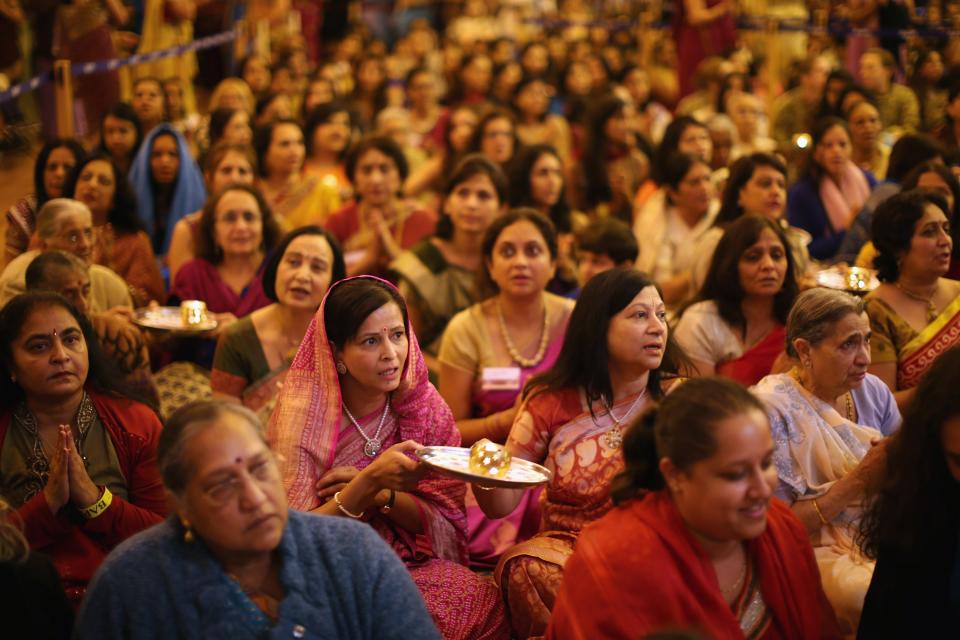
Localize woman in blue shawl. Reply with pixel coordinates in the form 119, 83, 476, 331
128, 124, 207, 257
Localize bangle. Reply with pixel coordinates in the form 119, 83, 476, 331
811, 498, 828, 526
333, 491, 363, 519
80, 486, 113, 520
380, 489, 396, 514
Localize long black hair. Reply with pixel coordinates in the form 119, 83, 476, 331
0, 292, 145, 411
63, 153, 144, 234
34, 138, 86, 206
507, 144, 574, 234
523, 268, 688, 407
684, 215, 799, 330
858, 346, 960, 559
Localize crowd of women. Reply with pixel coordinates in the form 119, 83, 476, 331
3, 1, 960, 638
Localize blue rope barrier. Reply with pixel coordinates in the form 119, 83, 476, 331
0, 27, 237, 105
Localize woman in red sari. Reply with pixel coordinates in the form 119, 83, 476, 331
0, 292, 166, 606
547, 377, 840, 640
268, 277, 508, 640
675, 215, 798, 386
674, 0, 737, 99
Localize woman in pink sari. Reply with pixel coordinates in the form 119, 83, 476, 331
268, 276, 508, 640
439, 210, 575, 569
473, 268, 687, 638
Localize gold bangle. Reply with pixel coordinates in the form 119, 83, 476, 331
333, 491, 363, 519
81, 486, 113, 520
811, 498, 828, 526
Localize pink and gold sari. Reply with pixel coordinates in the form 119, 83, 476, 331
267, 276, 508, 640
495, 386, 650, 638
897, 296, 960, 389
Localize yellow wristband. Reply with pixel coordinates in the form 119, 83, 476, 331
81, 486, 113, 519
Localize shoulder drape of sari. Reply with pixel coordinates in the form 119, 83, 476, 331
5, 195, 36, 265
267, 276, 468, 563
716, 326, 786, 387
895, 296, 960, 389
545, 492, 841, 640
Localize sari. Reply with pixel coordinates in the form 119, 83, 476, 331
752, 373, 900, 633
495, 386, 651, 638
546, 492, 840, 640
866, 295, 960, 390
210, 316, 290, 424
4, 195, 36, 266
267, 276, 509, 640
716, 328, 787, 387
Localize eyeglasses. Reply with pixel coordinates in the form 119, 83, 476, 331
201, 460, 277, 506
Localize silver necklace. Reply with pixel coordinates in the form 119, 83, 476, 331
342, 396, 391, 457
599, 389, 647, 449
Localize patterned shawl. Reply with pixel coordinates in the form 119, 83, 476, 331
267, 276, 467, 562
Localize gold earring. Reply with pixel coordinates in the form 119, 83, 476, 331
181, 519, 194, 543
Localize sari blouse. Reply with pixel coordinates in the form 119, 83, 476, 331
211, 316, 289, 422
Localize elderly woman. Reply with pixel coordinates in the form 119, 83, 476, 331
268, 277, 509, 639
67, 154, 166, 305
474, 268, 684, 638
74, 401, 440, 639
212, 226, 345, 422
675, 215, 798, 386
547, 378, 840, 640
865, 190, 960, 406
326, 136, 437, 278
0, 292, 166, 605
858, 347, 960, 637
752, 288, 901, 633
128, 124, 207, 257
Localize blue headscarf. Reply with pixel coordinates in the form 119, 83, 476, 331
128, 124, 207, 255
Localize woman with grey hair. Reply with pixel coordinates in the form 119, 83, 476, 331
751, 287, 900, 633
75, 400, 440, 640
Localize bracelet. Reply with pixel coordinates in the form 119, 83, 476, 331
80, 486, 113, 520
380, 489, 396, 514
811, 498, 828, 526
333, 491, 363, 519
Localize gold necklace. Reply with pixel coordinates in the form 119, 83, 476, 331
496, 299, 550, 368
720, 547, 748, 598
894, 281, 939, 323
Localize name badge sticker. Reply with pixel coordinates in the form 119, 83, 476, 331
481, 367, 522, 391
